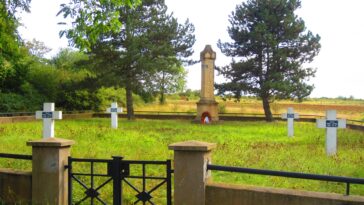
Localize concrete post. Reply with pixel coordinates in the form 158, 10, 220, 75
169, 140, 216, 205
27, 137, 74, 204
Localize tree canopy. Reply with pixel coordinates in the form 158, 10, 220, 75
58, 0, 141, 51
0, 0, 31, 93
217, 0, 321, 121
59, 0, 195, 119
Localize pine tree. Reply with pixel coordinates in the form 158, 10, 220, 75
217, 0, 320, 121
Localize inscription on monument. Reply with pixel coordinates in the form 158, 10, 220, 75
110, 108, 118, 112
326, 120, 339, 128
42, 112, 53, 118
287, 113, 295, 118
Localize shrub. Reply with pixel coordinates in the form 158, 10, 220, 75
218, 103, 226, 113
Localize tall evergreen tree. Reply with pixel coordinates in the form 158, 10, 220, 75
217, 0, 320, 121
60, 0, 195, 119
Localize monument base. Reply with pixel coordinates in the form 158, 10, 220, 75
195, 100, 219, 123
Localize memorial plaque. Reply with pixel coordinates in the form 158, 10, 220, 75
326, 120, 338, 128
42, 112, 53, 118
287, 113, 295, 118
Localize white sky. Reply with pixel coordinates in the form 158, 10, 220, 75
18, 0, 364, 99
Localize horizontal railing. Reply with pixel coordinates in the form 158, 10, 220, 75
207, 164, 364, 195
0, 153, 32, 160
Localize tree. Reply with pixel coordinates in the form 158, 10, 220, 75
50, 48, 89, 71
217, 0, 320, 121
59, 0, 195, 119
0, 0, 31, 92
58, 0, 141, 51
155, 65, 187, 104
25, 39, 52, 59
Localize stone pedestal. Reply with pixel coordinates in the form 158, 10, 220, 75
27, 137, 74, 205
169, 140, 216, 205
196, 100, 219, 122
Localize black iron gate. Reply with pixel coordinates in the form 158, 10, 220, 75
66, 156, 172, 205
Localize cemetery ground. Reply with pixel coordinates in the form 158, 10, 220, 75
1, 118, 364, 202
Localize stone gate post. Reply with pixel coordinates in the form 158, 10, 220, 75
27, 137, 74, 204
169, 140, 216, 205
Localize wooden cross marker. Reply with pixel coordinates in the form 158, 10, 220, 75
106, 102, 123, 129
281, 107, 299, 137
35, 103, 62, 138
317, 110, 346, 156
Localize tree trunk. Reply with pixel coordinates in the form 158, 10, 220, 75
262, 96, 274, 122
159, 72, 166, 104
125, 76, 135, 120
159, 90, 165, 104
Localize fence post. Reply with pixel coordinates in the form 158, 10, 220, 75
169, 140, 216, 205
27, 137, 74, 205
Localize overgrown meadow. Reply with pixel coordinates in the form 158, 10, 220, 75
1, 118, 364, 200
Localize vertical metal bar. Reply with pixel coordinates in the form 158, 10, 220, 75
143, 163, 146, 205
68, 157, 72, 205
166, 160, 172, 205
113, 156, 123, 205
346, 183, 350, 195
91, 161, 94, 205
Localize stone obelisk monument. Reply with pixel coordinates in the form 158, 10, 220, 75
195, 45, 219, 123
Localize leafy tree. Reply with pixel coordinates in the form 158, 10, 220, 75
58, 0, 141, 50
50, 48, 89, 71
217, 0, 321, 121
155, 65, 187, 104
25, 39, 52, 59
0, 0, 31, 92
59, 0, 195, 119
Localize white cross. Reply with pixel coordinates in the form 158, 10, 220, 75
317, 110, 346, 156
281, 107, 299, 137
106, 102, 123, 129
35, 103, 62, 138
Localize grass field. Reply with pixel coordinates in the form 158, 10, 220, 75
1, 118, 364, 201
136, 97, 364, 121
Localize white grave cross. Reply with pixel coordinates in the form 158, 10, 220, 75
317, 110, 346, 156
106, 102, 123, 129
281, 107, 299, 137
35, 103, 62, 138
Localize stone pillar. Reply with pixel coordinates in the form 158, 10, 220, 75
169, 140, 216, 205
27, 137, 74, 204
195, 45, 219, 122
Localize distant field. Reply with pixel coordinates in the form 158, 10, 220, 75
1, 118, 364, 198
136, 97, 364, 121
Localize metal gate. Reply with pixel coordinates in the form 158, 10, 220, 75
66, 156, 172, 205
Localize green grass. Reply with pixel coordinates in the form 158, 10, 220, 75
1, 118, 364, 201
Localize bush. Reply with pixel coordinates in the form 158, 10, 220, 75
94, 87, 144, 111
0, 92, 42, 112
218, 103, 226, 113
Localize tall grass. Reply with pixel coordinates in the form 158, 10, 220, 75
137, 96, 364, 120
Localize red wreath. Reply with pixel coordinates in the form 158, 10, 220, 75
201, 112, 211, 124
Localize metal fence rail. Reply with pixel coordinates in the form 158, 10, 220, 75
207, 164, 364, 195
0, 153, 32, 160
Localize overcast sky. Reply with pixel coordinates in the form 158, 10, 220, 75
18, 0, 364, 99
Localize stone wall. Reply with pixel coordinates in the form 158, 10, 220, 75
206, 182, 364, 205
0, 169, 32, 204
